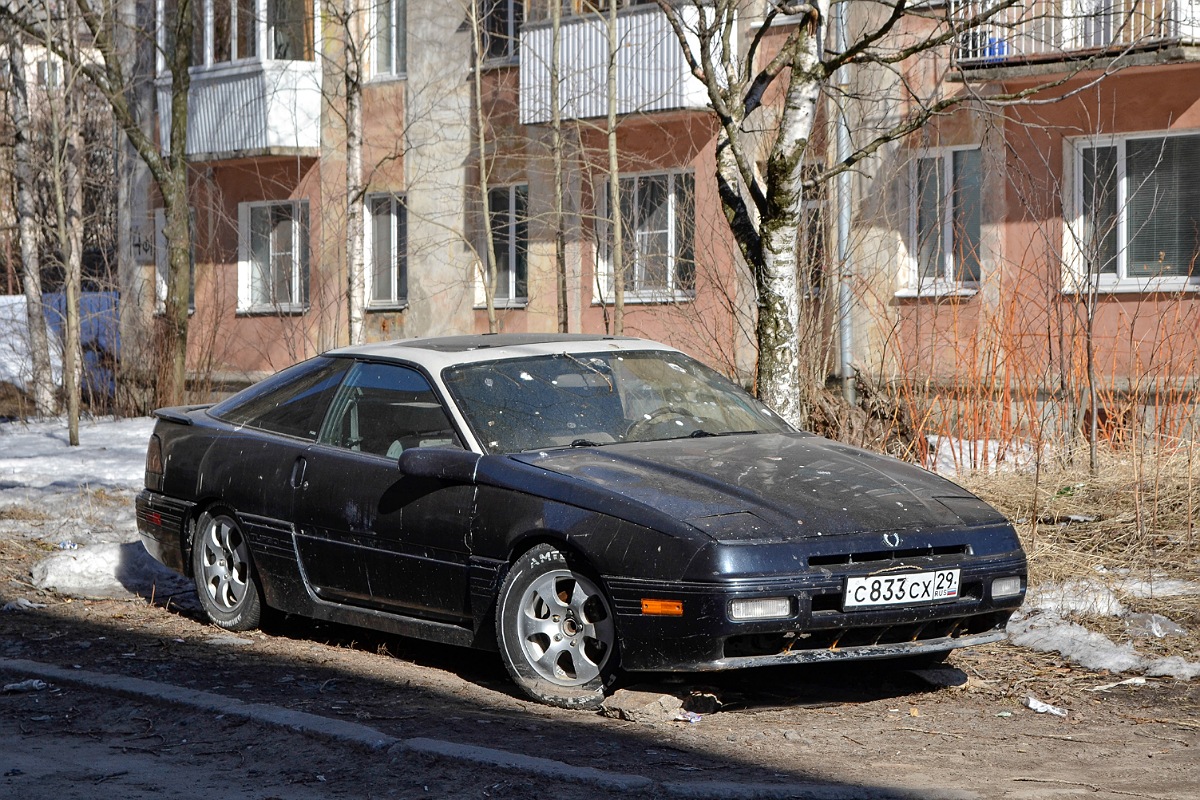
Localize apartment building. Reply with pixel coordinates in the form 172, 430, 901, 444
127, 0, 1200, 436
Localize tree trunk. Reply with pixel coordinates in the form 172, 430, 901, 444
46, 21, 86, 445
605, 0, 623, 335
550, 0, 567, 333
344, 0, 365, 344
113, 0, 157, 415
469, 1, 498, 333
158, 0, 196, 408
7, 34, 57, 417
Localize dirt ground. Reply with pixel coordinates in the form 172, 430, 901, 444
1, 494, 1198, 799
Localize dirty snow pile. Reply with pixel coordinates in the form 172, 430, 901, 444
0, 416, 191, 601
1007, 571, 1200, 680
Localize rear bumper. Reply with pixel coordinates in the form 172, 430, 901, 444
135, 490, 194, 575
608, 552, 1025, 672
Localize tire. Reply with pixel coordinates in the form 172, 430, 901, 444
191, 509, 263, 632
496, 544, 618, 709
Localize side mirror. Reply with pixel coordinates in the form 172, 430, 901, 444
397, 447, 481, 483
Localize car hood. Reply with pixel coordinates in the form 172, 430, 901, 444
511, 433, 1005, 542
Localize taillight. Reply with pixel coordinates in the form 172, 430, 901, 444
145, 434, 164, 491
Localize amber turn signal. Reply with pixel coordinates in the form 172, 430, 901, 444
641, 599, 684, 616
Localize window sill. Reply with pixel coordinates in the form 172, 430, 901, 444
367, 72, 407, 84
367, 302, 409, 312
159, 58, 318, 80
473, 299, 529, 310
236, 304, 310, 317
1061, 278, 1200, 295
592, 292, 696, 306
894, 284, 979, 299
481, 56, 519, 70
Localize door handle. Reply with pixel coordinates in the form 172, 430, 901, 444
290, 456, 307, 489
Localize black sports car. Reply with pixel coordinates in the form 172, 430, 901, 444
136, 334, 1026, 708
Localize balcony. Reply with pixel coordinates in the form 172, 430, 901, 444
157, 60, 322, 160
519, 5, 715, 125
953, 0, 1200, 69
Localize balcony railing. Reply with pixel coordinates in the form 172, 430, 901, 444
519, 5, 715, 125
157, 60, 322, 159
953, 0, 1200, 66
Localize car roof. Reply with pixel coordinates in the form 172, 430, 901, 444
324, 334, 681, 371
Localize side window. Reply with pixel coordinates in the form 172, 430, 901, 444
318, 362, 461, 457
210, 357, 351, 440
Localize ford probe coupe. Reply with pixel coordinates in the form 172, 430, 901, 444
136, 334, 1026, 708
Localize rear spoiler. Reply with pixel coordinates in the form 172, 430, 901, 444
151, 404, 213, 425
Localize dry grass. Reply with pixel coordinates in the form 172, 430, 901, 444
0, 504, 53, 522
958, 442, 1200, 660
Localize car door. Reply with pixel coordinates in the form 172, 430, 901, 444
293, 360, 475, 623
201, 356, 351, 565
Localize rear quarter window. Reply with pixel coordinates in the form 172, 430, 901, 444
209, 357, 350, 440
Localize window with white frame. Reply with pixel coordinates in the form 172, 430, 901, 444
368, 194, 408, 307
159, 0, 312, 71
372, 0, 406, 76
239, 200, 310, 312
481, 0, 522, 61
36, 58, 61, 87
483, 185, 527, 303
601, 170, 695, 301
1071, 131, 1200, 289
910, 147, 981, 290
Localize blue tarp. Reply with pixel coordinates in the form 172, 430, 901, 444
42, 291, 120, 401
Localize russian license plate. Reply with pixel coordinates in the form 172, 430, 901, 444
843, 569, 960, 609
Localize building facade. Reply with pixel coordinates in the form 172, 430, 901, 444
127, 0, 1200, 446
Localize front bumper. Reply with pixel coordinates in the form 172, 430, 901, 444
607, 551, 1026, 672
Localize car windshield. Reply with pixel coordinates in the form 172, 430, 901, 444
442, 350, 792, 453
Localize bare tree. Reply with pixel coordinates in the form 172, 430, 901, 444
40, 8, 85, 443
548, 0, 567, 332
651, 0, 1050, 424
3, 0, 196, 408
603, 0, 624, 335
5, 31, 57, 416
337, 0, 367, 345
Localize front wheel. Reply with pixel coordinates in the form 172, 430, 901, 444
496, 544, 618, 709
191, 509, 263, 631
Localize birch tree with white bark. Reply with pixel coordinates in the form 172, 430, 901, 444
653, 0, 1029, 424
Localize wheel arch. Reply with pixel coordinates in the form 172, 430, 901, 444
181, 499, 244, 579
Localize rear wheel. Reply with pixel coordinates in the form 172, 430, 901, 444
496, 544, 617, 709
192, 509, 263, 631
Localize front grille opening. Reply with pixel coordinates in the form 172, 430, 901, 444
811, 592, 841, 612
808, 544, 970, 568
722, 611, 1008, 659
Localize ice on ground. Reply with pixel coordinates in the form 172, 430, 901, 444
1008, 611, 1200, 680
1026, 580, 1127, 617
31, 541, 193, 601
1014, 573, 1200, 679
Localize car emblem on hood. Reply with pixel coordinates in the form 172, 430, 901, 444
883, 532, 901, 548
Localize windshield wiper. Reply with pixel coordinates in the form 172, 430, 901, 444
689, 429, 759, 438
569, 438, 607, 448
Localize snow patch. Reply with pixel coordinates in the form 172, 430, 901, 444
31, 541, 192, 600
0, 296, 62, 394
